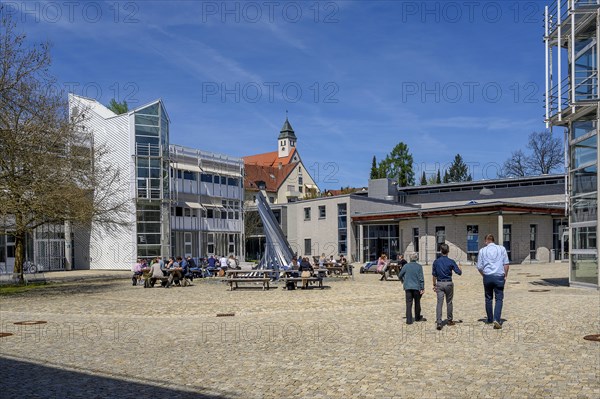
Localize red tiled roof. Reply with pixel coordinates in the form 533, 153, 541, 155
244, 163, 297, 192
243, 148, 297, 167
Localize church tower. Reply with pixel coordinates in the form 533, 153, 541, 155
278, 117, 296, 158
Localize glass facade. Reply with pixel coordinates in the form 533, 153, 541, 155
362, 224, 399, 261
134, 101, 170, 258
545, 0, 600, 286
569, 118, 598, 284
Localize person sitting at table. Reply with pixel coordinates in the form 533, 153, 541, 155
165, 257, 181, 288
287, 257, 300, 277
377, 253, 389, 281
329, 255, 338, 265
179, 256, 192, 286
218, 255, 228, 276
298, 257, 314, 289
396, 254, 408, 279
207, 255, 217, 276
149, 259, 166, 288
131, 259, 143, 286
318, 253, 326, 269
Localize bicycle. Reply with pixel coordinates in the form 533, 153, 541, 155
23, 261, 38, 274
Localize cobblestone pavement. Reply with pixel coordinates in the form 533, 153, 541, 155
0, 263, 599, 398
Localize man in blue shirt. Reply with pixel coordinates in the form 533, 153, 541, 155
432, 243, 462, 330
477, 234, 510, 329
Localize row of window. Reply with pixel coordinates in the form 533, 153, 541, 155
171, 169, 240, 186
171, 206, 241, 220
304, 205, 327, 220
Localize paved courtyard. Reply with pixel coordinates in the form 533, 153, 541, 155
0, 262, 599, 398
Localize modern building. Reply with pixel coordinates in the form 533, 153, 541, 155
545, 0, 599, 287
169, 145, 244, 260
284, 175, 567, 265
67, 94, 244, 270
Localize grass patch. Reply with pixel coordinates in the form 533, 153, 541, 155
0, 281, 54, 296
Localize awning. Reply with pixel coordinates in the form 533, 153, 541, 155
170, 162, 202, 173
185, 202, 204, 209
305, 184, 318, 189
202, 203, 225, 209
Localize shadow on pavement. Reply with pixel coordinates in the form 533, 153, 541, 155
0, 356, 235, 399
529, 277, 569, 287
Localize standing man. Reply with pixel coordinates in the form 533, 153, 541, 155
432, 243, 462, 330
477, 234, 510, 329
398, 253, 426, 324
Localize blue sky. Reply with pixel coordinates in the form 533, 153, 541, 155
5, 0, 556, 189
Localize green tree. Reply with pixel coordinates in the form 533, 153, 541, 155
107, 98, 128, 114
443, 170, 449, 183
420, 171, 427, 185
370, 155, 380, 179
447, 154, 470, 182
436, 169, 441, 184
378, 142, 415, 187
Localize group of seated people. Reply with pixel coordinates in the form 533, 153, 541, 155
279, 254, 349, 288
131, 256, 197, 288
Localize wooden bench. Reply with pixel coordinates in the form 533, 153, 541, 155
224, 277, 271, 291
282, 277, 323, 290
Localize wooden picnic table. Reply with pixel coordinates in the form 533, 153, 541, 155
224, 269, 274, 291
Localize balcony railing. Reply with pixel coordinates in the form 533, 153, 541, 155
546, 69, 598, 119
548, 0, 599, 34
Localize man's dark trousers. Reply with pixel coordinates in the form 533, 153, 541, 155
405, 289, 422, 323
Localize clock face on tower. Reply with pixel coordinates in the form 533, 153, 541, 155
281, 147, 285, 152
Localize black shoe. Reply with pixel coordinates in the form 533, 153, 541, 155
436, 324, 442, 330
406, 321, 413, 325
416, 317, 427, 322
484, 320, 493, 324
447, 320, 456, 326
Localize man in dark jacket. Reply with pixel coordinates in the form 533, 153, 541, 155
398, 253, 426, 324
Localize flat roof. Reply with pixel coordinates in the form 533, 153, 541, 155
352, 201, 565, 222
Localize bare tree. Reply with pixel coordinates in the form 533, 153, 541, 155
526, 131, 564, 175
502, 150, 530, 177
0, 11, 131, 284
502, 131, 564, 177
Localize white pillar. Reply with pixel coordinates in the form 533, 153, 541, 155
497, 212, 503, 245
64, 221, 72, 271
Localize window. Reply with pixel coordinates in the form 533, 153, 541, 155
572, 226, 597, 250
304, 207, 311, 221
253, 195, 256, 203
183, 170, 196, 181
207, 209, 213, 219
184, 208, 191, 217
503, 225, 512, 261
412, 228, 419, 253
529, 225, 537, 260
201, 173, 212, 183
175, 207, 183, 217
207, 233, 214, 254
304, 239, 312, 256
467, 225, 479, 261
269, 197, 275, 203
287, 184, 294, 192
214, 176, 220, 184
299, 186, 303, 193
299, 176, 303, 185
338, 203, 347, 254
177, 170, 182, 179
319, 205, 326, 219
435, 226, 445, 257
